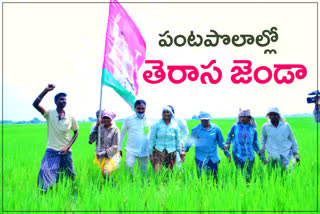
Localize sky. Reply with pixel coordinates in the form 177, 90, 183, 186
2, 1, 318, 122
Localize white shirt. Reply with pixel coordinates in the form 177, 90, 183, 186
120, 114, 151, 157
260, 120, 298, 159
173, 118, 189, 143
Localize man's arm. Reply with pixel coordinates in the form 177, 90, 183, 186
175, 126, 181, 153
100, 129, 119, 158
89, 126, 98, 144
180, 127, 197, 162
252, 129, 260, 153
288, 124, 300, 163
59, 130, 79, 155
260, 125, 267, 153
224, 125, 235, 150
178, 119, 189, 143
32, 84, 55, 114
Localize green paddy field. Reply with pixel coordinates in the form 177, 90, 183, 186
1, 117, 319, 212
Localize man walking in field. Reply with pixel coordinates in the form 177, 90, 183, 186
180, 111, 230, 179
119, 100, 151, 175
33, 84, 79, 191
260, 107, 300, 170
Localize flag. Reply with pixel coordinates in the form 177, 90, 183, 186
101, 0, 146, 108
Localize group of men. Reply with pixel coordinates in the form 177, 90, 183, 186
33, 84, 312, 191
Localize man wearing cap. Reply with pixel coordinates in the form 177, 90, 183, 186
120, 100, 151, 175
224, 109, 266, 181
180, 111, 230, 178
260, 107, 300, 170
33, 84, 79, 191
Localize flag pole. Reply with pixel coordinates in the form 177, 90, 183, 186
97, 82, 103, 156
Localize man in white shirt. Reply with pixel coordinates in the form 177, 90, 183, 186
120, 100, 151, 175
260, 107, 300, 170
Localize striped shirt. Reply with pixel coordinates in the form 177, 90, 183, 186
226, 123, 260, 161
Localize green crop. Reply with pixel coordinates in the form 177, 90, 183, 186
1, 117, 319, 212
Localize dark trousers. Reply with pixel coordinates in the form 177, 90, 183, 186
195, 158, 219, 177
232, 152, 254, 181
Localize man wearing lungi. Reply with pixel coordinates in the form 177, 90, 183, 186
33, 84, 79, 191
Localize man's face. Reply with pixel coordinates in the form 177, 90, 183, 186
239, 116, 251, 125
162, 110, 171, 120
201, 119, 210, 128
268, 112, 280, 123
102, 116, 112, 127
55, 96, 66, 109
135, 103, 146, 114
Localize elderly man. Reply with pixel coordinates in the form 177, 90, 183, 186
181, 111, 230, 178
260, 107, 300, 170
120, 100, 151, 175
33, 84, 79, 191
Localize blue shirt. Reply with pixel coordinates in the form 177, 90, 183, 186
226, 123, 260, 161
149, 119, 181, 154
184, 123, 229, 164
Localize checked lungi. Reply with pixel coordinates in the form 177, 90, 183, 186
37, 148, 76, 191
